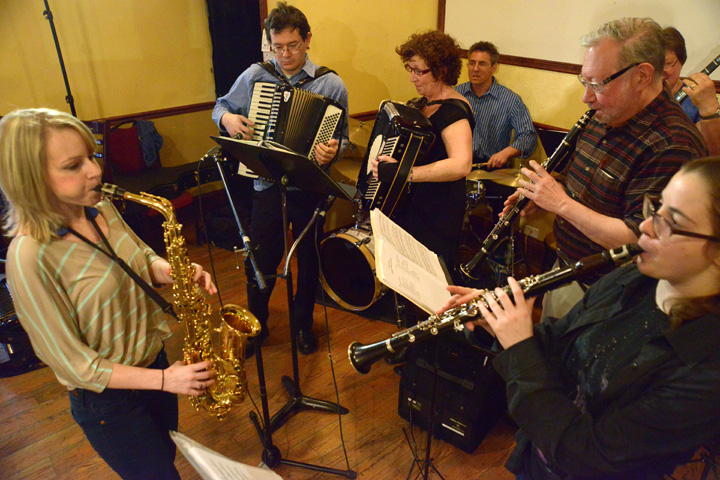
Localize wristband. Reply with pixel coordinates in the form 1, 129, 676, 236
700, 107, 720, 121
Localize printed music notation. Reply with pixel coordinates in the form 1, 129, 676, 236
370, 209, 452, 314
170, 431, 283, 480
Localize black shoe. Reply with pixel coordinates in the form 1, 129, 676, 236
384, 347, 408, 365
296, 329, 318, 355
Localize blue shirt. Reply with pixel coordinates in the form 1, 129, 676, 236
213, 57, 350, 190
456, 78, 537, 161
676, 89, 701, 123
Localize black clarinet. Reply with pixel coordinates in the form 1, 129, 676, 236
675, 53, 720, 103
349, 243, 642, 374
459, 109, 595, 281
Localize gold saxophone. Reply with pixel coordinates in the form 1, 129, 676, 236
100, 183, 261, 419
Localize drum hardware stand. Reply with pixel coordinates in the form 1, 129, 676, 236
403, 340, 445, 480
210, 136, 357, 478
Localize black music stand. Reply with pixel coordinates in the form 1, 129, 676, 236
212, 136, 357, 479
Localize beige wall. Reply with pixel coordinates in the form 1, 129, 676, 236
492, 64, 588, 130
2, 0, 440, 167
1, 0, 215, 119
268, 0, 439, 114
6, 1, 714, 169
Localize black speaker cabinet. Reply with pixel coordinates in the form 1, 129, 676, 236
398, 333, 506, 454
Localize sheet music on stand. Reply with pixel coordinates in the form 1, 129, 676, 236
370, 209, 453, 314
170, 431, 284, 480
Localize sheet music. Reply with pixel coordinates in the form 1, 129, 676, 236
170, 431, 283, 480
370, 209, 452, 313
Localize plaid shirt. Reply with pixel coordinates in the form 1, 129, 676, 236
555, 89, 707, 282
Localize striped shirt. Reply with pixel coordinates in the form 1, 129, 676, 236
6, 201, 171, 392
456, 78, 537, 160
555, 89, 707, 281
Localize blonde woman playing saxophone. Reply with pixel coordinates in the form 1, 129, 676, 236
0, 108, 217, 480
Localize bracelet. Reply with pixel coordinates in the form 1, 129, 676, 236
160, 369, 165, 392
699, 107, 720, 121
408, 168, 414, 184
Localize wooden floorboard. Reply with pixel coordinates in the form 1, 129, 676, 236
0, 241, 711, 479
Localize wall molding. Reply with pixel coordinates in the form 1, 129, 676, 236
92, 102, 216, 125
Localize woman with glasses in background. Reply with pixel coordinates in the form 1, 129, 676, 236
369, 30, 473, 364
442, 156, 720, 479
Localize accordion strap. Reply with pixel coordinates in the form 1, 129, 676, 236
409, 97, 475, 130
257, 61, 337, 87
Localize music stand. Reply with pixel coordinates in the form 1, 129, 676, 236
212, 136, 357, 479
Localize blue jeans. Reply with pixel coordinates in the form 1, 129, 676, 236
69, 349, 180, 480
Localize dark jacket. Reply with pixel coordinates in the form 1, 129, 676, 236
492, 264, 720, 479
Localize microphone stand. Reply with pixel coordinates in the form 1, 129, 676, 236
43, 0, 76, 117
404, 340, 445, 480
249, 182, 354, 478
205, 148, 267, 292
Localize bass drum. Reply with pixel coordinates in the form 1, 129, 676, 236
320, 226, 383, 311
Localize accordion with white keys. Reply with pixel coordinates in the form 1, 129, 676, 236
357, 100, 435, 215
248, 81, 344, 164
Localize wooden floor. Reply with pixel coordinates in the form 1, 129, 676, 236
0, 241, 517, 480
0, 241, 714, 480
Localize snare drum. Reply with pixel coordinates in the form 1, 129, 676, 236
320, 225, 383, 311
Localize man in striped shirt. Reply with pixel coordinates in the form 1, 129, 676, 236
456, 41, 537, 170
456, 42, 537, 223
507, 18, 707, 319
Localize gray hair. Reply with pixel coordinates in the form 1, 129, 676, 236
581, 18, 665, 81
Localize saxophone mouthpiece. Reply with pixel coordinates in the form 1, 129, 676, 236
96, 183, 127, 199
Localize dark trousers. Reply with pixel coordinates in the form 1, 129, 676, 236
245, 185, 324, 334
69, 349, 180, 480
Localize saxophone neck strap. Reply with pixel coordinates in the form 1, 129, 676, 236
64, 208, 177, 320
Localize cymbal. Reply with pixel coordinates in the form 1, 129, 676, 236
467, 168, 523, 188
348, 117, 374, 150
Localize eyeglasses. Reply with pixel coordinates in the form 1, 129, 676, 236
577, 62, 640, 93
642, 194, 720, 242
270, 41, 304, 56
405, 65, 432, 76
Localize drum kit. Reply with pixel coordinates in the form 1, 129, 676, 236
465, 167, 522, 210
319, 117, 525, 312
